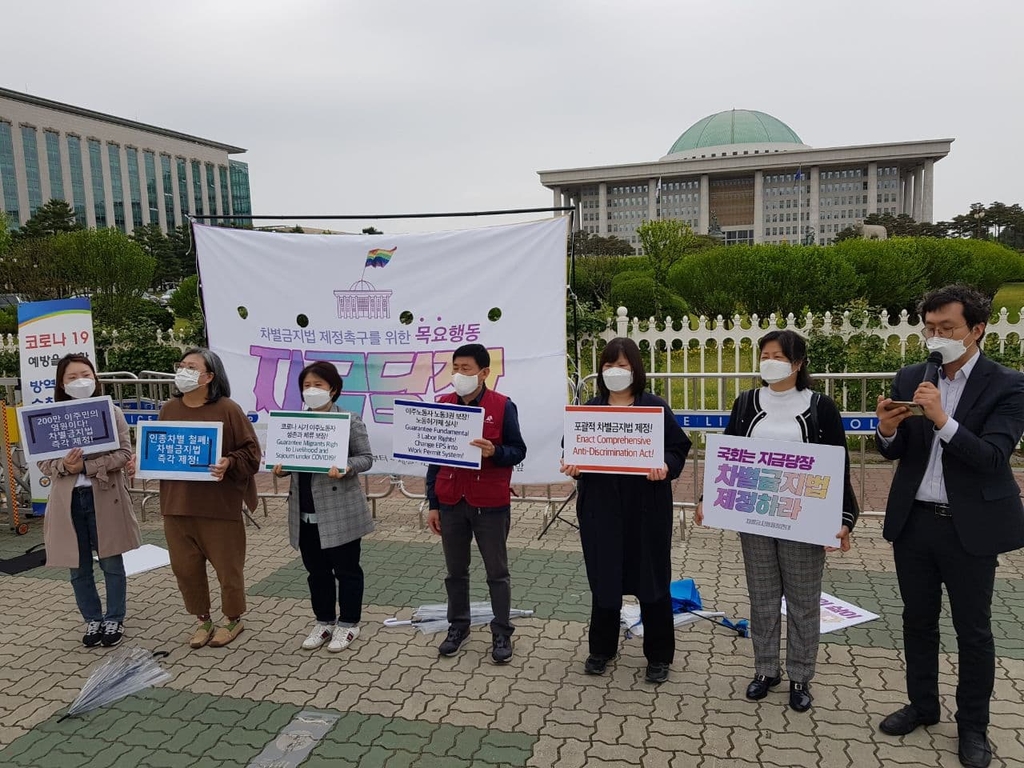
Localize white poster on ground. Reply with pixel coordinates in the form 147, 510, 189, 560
194, 218, 569, 484
781, 592, 880, 634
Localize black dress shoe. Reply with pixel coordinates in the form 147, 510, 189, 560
745, 673, 782, 700
878, 704, 940, 736
584, 654, 613, 675
958, 730, 992, 768
789, 682, 813, 712
645, 662, 670, 684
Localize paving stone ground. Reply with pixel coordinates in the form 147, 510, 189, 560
2, 469, 1024, 767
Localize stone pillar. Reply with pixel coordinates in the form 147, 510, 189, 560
551, 186, 561, 210
913, 166, 924, 221
10, 125, 29, 225
698, 174, 710, 234
753, 170, 764, 243
867, 162, 878, 216
901, 171, 913, 216
648, 178, 658, 221
809, 166, 820, 243
598, 182, 608, 236
921, 159, 934, 223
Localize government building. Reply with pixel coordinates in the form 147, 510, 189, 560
538, 109, 952, 247
0, 86, 251, 232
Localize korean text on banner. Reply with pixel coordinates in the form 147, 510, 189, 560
135, 421, 223, 481
18, 396, 119, 461
17, 298, 97, 513
193, 217, 568, 484
563, 405, 664, 475
701, 433, 844, 547
392, 399, 483, 468
265, 410, 350, 473
782, 592, 880, 634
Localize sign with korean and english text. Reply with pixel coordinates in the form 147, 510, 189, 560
702, 433, 844, 547
782, 591, 880, 634
392, 399, 483, 468
134, 421, 223, 481
563, 405, 665, 475
18, 395, 119, 461
265, 410, 351, 473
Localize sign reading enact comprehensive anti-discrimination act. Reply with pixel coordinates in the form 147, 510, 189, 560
265, 410, 350, 473
19, 395, 120, 461
563, 405, 665, 475
702, 433, 844, 547
135, 420, 223, 481
392, 399, 483, 468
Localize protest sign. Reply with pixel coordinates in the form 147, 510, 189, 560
135, 421, 222, 481
563, 405, 664, 474
392, 399, 483, 468
265, 410, 350, 472
18, 396, 119, 461
782, 591, 880, 634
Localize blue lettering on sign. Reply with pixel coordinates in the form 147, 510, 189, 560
674, 412, 879, 434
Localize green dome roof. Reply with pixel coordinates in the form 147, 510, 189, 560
666, 110, 804, 155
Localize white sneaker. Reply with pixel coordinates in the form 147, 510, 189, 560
327, 624, 359, 652
301, 622, 334, 650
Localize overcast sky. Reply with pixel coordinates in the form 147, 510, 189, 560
4, 0, 1020, 233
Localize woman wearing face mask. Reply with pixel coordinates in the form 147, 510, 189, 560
272, 362, 374, 652
39, 354, 140, 648
159, 347, 261, 649
695, 329, 859, 713
561, 337, 692, 685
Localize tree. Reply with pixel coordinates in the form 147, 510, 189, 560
636, 219, 705, 286
131, 223, 177, 289
167, 224, 194, 279
168, 274, 200, 318
54, 229, 155, 320
570, 231, 635, 256
0, 212, 11, 258
362, 226, 383, 235
0, 235, 81, 299
12, 199, 81, 241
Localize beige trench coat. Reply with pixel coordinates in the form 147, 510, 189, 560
39, 405, 141, 568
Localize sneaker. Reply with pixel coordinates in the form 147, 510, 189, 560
491, 634, 513, 664
100, 621, 124, 647
584, 654, 614, 675
327, 625, 360, 653
645, 662, 670, 684
438, 627, 469, 657
208, 619, 244, 648
83, 620, 103, 647
301, 622, 334, 650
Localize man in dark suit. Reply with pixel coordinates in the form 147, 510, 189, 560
875, 284, 1024, 768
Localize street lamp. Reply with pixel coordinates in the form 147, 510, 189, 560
973, 209, 986, 239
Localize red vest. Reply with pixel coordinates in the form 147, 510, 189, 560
434, 388, 514, 508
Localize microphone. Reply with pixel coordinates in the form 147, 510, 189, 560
923, 350, 943, 386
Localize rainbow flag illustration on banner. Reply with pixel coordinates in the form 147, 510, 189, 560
365, 247, 396, 268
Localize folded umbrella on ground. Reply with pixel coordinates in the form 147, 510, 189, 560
383, 602, 535, 635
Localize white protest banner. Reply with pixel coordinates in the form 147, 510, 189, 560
563, 405, 664, 474
265, 410, 350, 473
135, 421, 223, 481
702, 433, 844, 547
392, 399, 484, 468
17, 298, 97, 513
782, 592, 880, 634
193, 217, 568, 483
18, 396, 119, 461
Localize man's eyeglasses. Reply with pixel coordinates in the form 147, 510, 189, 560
921, 324, 968, 340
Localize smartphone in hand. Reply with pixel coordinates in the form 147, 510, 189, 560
884, 400, 925, 417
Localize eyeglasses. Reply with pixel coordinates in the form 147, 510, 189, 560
174, 363, 208, 373
921, 324, 968, 340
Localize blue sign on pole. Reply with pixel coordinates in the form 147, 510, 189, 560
675, 411, 879, 435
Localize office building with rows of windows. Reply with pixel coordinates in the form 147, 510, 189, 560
0, 86, 251, 232
539, 109, 952, 247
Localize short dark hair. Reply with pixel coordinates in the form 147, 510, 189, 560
453, 343, 490, 370
918, 284, 990, 342
759, 330, 812, 391
298, 361, 344, 402
174, 347, 231, 403
54, 354, 102, 402
597, 337, 646, 398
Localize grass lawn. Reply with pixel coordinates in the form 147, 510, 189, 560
993, 282, 1024, 321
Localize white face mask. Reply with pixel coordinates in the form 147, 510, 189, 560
175, 368, 202, 393
602, 367, 633, 393
925, 335, 973, 364
760, 359, 795, 384
452, 372, 481, 397
302, 387, 333, 410
65, 378, 96, 399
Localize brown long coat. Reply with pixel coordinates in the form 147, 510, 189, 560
39, 405, 141, 568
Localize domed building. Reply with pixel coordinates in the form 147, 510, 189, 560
539, 109, 951, 247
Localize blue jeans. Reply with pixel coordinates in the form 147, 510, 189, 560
69, 487, 127, 623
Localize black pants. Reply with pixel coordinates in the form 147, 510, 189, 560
894, 504, 998, 733
439, 500, 513, 636
299, 521, 364, 625
589, 594, 675, 664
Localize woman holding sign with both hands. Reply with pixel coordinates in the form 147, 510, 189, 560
561, 337, 692, 685
694, 330, 859, 712
272, 361, 374, 653
40, 354, 140, 648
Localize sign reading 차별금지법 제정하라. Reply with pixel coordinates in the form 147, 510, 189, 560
17, 297, 97, 513
134, 421, 223, 481
265, 410, 351, 473
563, 405, 665, 475
391, 399, 483, 468
17, 396, 119, 461
702, 433, 844, 547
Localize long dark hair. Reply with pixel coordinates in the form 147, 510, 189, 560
54, 354, 102, 402
597, 337, 646, 399
173, 347, 231, 403
758, 330, 812, 390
